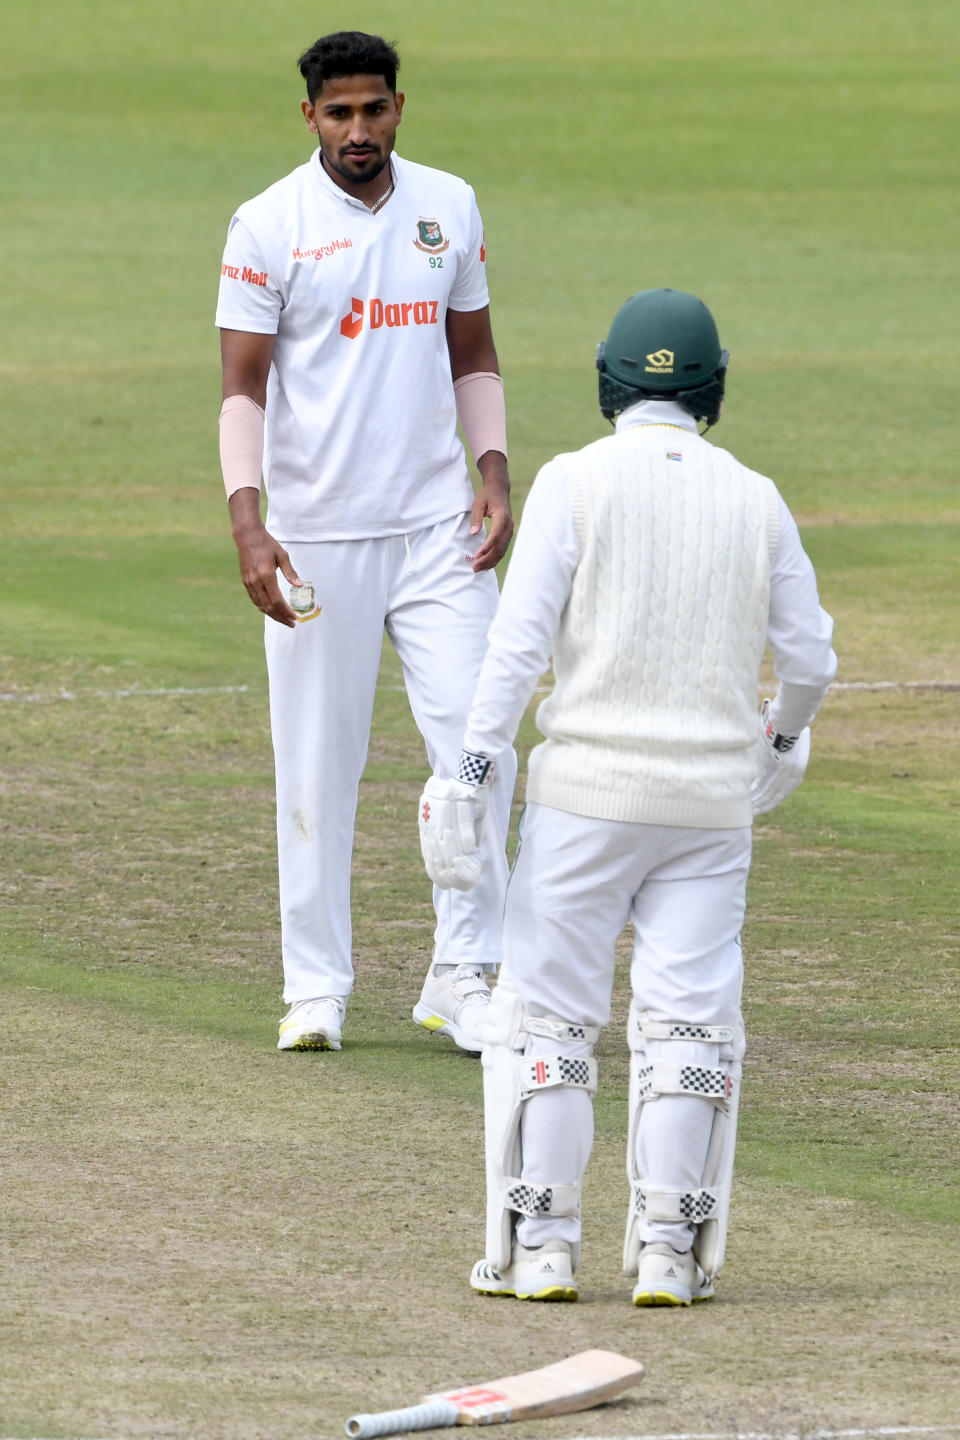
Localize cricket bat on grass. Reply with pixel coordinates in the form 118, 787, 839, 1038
344, 1348, 644, 1437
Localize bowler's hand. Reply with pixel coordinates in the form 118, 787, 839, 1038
470, 452, 513, 571
230, 495, 303, 628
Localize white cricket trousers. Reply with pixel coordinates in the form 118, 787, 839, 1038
503, 803, 750, 1254
264, 513, 517, 1003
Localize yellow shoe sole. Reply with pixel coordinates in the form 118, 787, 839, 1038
473, 1281, 578, 1302
520, 1284, 579, 1302
278, 1029, 340, 1051
633, 1288, 713, 1307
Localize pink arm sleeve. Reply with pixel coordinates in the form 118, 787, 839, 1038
453, 371, 507, 463
218, 394, 265, 497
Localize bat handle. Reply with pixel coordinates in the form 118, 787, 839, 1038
344, 1398, 460, 1437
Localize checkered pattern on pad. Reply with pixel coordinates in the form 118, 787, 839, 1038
558, 1056, 591, 1086
637, 1062, 728, 1100
636, 1184, 718, 1224
680, 1065, 729, 1098
506, 1182, 554, 1217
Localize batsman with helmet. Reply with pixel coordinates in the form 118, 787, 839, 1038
418, 288, 837, 1306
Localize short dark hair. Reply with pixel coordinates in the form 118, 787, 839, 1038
298, 31, 400, 103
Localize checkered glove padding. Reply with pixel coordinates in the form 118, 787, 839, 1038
751, 700, 811, 816
418, 775, 490, 892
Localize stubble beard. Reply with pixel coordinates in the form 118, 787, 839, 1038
322, 146, 390, 187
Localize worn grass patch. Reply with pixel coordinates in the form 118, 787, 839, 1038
3, 990, 954, 1440
2, 675, 959, 1437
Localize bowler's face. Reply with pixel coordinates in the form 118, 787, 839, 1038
302, 74, 404, 186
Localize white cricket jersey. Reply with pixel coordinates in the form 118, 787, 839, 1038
215, 150, 489, 541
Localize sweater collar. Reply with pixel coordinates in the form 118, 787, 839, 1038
615, 398, 698, 435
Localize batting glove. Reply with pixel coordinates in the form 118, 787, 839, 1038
418, 751, 495, 892
751, 699, 811, 816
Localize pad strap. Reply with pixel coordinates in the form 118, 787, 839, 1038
640, 1020, 736, 1044
525, 1017, 602, 1045
637, 1061, 733, 1105
506, 1179, 580, 1219
520, 1054, 598, 1097
629, 1011, 735, 1046
634, 1182, 719, 1225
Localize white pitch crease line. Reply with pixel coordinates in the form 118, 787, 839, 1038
2, 680, 959, 705
567, 1429, 960, 1440
0, 684, 252, 703
400, 681, 960, 695
830, 680, 960, 692
3, 1432, 957, 1440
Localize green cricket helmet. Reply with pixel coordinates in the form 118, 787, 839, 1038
596, 288, 729, 427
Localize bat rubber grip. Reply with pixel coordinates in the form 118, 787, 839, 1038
344, 1398, 460, 1437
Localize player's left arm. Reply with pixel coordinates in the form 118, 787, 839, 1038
765, 497, 838, 732
752, 496, 838, 815
446, 304, 513, 572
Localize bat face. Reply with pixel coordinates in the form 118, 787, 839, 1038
428, 1349, 645, 1425
441, 1385, 511, 1419
445, 1387, 508, 1408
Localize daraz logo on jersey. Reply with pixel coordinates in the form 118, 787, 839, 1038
339, 296, 440, 340
221, 263, 269, 287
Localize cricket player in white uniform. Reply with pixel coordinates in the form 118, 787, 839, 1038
419, 289, 837, 1305
215, 32, 517, 1054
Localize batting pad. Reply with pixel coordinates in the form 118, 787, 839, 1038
482, 981, 599, 1270
623, 1004, 745, 1281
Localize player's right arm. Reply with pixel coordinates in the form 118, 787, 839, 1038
462, 460, 579, 756
216, 214, 302, 627
219, 328, 302, 628
419, 461, 577, 890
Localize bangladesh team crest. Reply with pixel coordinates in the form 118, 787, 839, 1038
413, 217, 450, 253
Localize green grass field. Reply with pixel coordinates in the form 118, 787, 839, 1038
2, 1, 959, 1437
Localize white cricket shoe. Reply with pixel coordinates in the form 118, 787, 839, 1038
632, 1242, 714, 1306
277, 997, 345, 1052
412, 963, 492, 1053
470, 1242, 578, 1302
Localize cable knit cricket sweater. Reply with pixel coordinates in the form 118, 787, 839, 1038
526, 424, 781, 829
